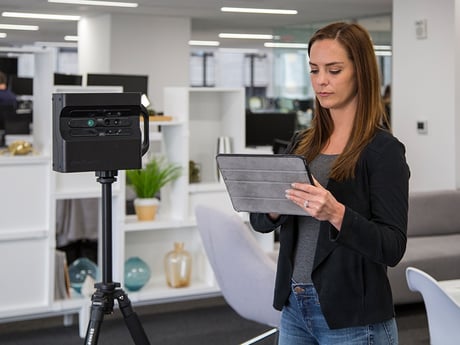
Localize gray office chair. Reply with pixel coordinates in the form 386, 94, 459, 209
195, 205, 280, 344
406, 267, 460, 345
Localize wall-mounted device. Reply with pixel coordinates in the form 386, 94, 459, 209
417, 120, 428, 135
52, 92, 149, 173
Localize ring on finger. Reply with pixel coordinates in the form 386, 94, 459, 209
303, 200, 309, 208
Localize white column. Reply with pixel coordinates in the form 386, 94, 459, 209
392, 0, 460, 191
34, 49, 55, 155
78, 14, 191, 111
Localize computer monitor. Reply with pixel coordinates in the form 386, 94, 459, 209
294, 99, 314, 112
54, 73, 83, 86
245, 86, 267, 98
8, 76, 33, 96
87, 73, 148, 94
0, 57, 18, 77
245, 111, 297, 147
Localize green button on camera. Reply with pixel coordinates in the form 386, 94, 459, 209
87, 119, 96, 127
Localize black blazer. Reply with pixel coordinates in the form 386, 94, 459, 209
250, 129, 410, 329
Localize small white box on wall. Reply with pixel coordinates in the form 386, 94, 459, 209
415, 19, 428, 40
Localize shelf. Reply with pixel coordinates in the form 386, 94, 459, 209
123, 279, 220, 303
188, 182, 226, 194
0, 229, 48, 242
0, 154, 49, 166
54, 190, 102, 200
0, 297, 88, 323
124, 215, 196, 232
54, 279, 219, 307
54, 189, 122, 200
148, 119, 185, 127
51, 295, 86, 312
53, 170, 122, 199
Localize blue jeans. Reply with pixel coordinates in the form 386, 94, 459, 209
278, 282, 398, 345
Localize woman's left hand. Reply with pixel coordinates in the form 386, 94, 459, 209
285, 177, 345, 230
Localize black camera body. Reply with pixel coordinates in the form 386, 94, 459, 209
52, 92, 149, 173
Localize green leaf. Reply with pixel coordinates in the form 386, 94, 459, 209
126, 157, 182, 198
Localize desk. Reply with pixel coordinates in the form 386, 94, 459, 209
438, 279, 460, 305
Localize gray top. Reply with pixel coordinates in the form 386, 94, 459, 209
292, 154, 337, 283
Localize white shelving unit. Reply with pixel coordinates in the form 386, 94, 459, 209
0, 156, 51, 317
0, 82, 250, 329
119, 87, 247, 304
0, 47, 55, 321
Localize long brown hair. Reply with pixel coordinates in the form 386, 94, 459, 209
294, 22, 389, 181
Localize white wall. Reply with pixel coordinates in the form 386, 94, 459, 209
392, 0, 459, 191
78, 14, 190, 111
456, 2, 460, 190
78, 15, 112, 75
110, 14, 190, 111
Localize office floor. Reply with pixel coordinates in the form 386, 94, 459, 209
0, 297, 429, 345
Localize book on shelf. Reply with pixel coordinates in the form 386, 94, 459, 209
54, 249, 71, 300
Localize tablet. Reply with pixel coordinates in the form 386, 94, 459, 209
216, 154, 313, 215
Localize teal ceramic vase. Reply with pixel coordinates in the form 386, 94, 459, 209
68, 257, 100, 294
124, 256, 151, 291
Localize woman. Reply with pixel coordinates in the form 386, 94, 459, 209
250, 22, 410, 344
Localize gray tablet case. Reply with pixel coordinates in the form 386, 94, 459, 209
216, 154, 313, 215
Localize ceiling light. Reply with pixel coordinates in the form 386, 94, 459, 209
2, 12, 80, 21
0, 33, 6, 38
374, 45, 392, 50
219, 48, 260, 54
48, 0, 138, 7
189, 40, 220, 47
35, 41, 78, 48
264, 42, 308, 49
221, 7, 297, 15
375, 51, 392, 56
0, 24, 39, 31
64, 35, 78, 41
219, 33, 273, 40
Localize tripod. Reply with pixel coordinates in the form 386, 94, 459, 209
84, 170, 151, 345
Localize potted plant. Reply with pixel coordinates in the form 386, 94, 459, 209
126, 157, 182, 221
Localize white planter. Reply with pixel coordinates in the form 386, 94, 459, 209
134, 198, 160, 221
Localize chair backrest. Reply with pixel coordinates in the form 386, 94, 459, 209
406, 267, 460, 345
195, 205, 281, 327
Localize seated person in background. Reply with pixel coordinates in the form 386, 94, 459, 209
0, 71, 17, 109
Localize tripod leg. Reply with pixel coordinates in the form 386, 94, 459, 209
84, 286, 115, 345
84, 299, 105, 345
115, 290, 151, 345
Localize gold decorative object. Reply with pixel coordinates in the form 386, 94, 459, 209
164, 242, 192, 288
8, 141, 33, 155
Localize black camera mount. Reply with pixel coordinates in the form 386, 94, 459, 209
52, 93, 152, 345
